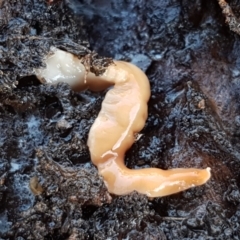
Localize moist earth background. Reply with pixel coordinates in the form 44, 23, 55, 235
1, 0, 240, 239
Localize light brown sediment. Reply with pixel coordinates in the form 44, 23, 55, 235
36, 48, 211, 197
29, 176, 44, 195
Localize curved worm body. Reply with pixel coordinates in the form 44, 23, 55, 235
36, 48, 211, 197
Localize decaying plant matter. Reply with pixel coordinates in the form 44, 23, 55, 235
218, 0, 240, 35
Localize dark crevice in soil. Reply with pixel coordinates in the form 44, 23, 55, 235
1, 0, 240, 239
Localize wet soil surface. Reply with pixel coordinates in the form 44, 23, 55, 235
1, 0, 240, 239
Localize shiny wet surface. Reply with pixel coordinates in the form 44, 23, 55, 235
1, 0, 240, 239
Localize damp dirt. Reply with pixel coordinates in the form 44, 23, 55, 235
1, 0, 240, 239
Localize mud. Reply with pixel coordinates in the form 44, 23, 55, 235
1, 0, 240, 239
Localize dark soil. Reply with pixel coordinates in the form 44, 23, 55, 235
1, 0, 240, 239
